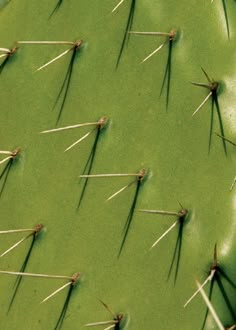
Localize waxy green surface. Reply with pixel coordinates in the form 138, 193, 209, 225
0, 1, 236, 329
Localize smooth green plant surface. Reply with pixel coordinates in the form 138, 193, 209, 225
0, 1, 236, 329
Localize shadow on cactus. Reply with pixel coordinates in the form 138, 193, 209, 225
0, 46, 17, 74
50, 0, 64, 18
113, 0, 136, 67
128, 29, 178, 109
0, 269, 80, 329
80, 168, 147, 257
212, 0, 231, 39
191, 68, 227, 154
4, 224, 43, 313
185, 244, 236, 329
50, 272, 80, 330
77, 117, 108, 211
85, 300, 124, 330
196, 280, 235, 330
17, 39, 83, 124
140, 205, 189, 283
0, 148, 21, 199
0, 0, 11, 9
216, 134, 236, 190
40, 117, 108, 210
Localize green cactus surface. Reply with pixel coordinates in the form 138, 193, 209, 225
0, 1, 236, 329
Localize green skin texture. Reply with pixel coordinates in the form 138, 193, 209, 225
0, 0, 236, 329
